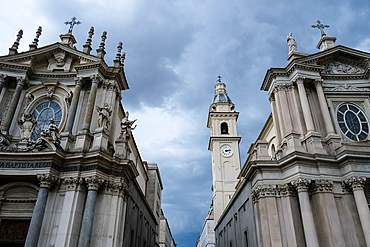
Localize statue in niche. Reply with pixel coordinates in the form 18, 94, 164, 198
18, 113, 37, 142
97, 103, 112, 129
287, 32, 297, 53
120, 111, 137, 138
40, 118, 61, 145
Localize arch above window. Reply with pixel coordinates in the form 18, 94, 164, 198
221, 122, 228, 134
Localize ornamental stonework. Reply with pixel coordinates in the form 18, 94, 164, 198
343, 176, 366, 191
280, 183, 296, 196
311, 179, 333, 193
85, 176, 104, 191
291, 177, 311, 192
64, 177, 83, 190
37, 174, 59, 188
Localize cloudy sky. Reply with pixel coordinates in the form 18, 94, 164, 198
1, 0, 370, 246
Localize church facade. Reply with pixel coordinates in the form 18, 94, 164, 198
203, 32, 370, 247
0, 25, 175, 247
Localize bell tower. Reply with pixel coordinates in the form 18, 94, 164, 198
207, 77, 241, 223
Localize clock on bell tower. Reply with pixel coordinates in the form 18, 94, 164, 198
207, 77, 241, 223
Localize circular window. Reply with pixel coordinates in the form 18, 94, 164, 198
337, 103, 369, 141
31, 101, 62, 140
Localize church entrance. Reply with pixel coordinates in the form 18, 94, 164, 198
0, 219, 30, 246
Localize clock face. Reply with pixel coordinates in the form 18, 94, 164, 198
221, 145, 233, 157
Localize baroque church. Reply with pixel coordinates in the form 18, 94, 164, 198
198, 26, 370, 247
0, 22, 175, 247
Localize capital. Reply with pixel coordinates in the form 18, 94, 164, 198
64, 177, 83, 190
291, 177, 311, 192
280, 183, 296, 196
313, 79, 323, 87
16, 76, 28, 87
90, 74, 101, 84
260, 184, 278, 197
312, 179, 333, 193
268, 93, 275, 102
37, 174, 59, 188
344, 176, 366, 191
251, 186, 261, 204
74, 76, 85, 86
0, 74, 8, 84
85, 176, 104, 191
295, 76, 305, 85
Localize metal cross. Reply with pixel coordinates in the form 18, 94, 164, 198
311, 20, 329, 37
217, 75, 222, 83
64, 17, 81, 34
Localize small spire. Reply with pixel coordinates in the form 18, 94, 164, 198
64, 16, 81, 34
9, 30, 23, 55
217, 75, 222, 83
83, 27, 94, 54
96, 31, 107, 59
114, 42, 123, 67
29, 26, 42, 51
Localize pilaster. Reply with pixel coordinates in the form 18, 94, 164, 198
343, 176, 370, 246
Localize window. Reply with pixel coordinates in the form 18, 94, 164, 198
221, 122, 228, 134
31, 101, 62, 140
337, 103, 369, 141
244, 229, 249, 247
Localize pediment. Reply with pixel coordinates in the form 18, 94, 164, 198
296, 46, 370, 75
0, 43, 101, 74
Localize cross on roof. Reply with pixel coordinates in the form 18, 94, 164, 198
311, 20, 329, 37
64, 17, 81, 34
217, 75, 222, 83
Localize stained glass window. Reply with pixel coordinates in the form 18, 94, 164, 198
337, 103, 369, 141
31, 101, 62, 140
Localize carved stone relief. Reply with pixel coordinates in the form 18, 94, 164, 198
322, 61, 365, 74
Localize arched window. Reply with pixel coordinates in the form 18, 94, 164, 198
221, 122, 228, 134
31, 101, 62, 140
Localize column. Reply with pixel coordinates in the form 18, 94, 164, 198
82, 75, 100, 131
1, 76, 27, 133
314, 79, 335, 135
269, 93, 282, 143
291, 178, 319, 247
0, 74, 7, 95
344, 176, 370, 246
276, 85, 293, 134
78, 176, 104, 247
25, 174, 57, 247
65, 77, 84, 133
296, 77, 315, 133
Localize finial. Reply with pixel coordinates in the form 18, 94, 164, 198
114, 42, 123, 67
99, 31, 107, 49
116, 42, 123, 60
64, 16, 81, 34
29, 26, 42, 51
217, 75, 222, 83
83, 27, 94, 54
121, 52, 126, 65
96, 31, 107, 59
311, 20, 329, 37
9, 30, 23, 55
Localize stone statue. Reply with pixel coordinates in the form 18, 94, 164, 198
40, 118, 61, 145
97, 103, 112, 129
287, 32, 297, 53
120, 111, 137, 138
18, 113, 37, 142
